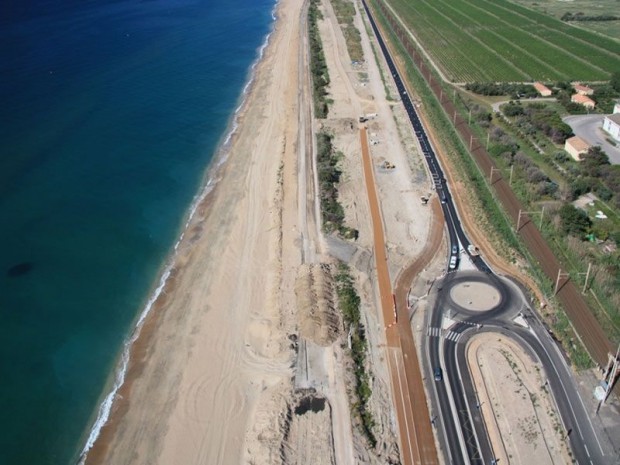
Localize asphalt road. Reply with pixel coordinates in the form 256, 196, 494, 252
370, 0, 615, 371
361, 1, 612, 463
564, 114, 620, 164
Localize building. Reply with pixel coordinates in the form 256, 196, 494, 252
533, 82, 552, 97
613, 101, 620, 114
573, 83, 594, 96
571, 94, 596, 109
603, 113, 620, 143
564, 136, 591, 161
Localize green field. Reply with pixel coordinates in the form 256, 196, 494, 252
384, 0, 620, 82
512, 0, 620, 40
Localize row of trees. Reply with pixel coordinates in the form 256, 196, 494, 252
335, 263, 376, 447
465, 82, 538, 98
467, 74, 620, 115
501, 101, 573, 144
308, 0, 330, 118
561, 12, 620, 22
316, 132, 358, 239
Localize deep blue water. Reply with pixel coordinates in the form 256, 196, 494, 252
0, 1, 275, 463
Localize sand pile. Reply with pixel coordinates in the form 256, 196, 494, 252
295, 264, 341, 346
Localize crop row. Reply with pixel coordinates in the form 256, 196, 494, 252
386, 0, 618, 82
476, 0, 620, 57
390, 0, 529, 81
468, 0, 618, 74
440, 0, 604, 79
400, 12, 490, 82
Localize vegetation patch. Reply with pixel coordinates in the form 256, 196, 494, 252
317, 131, 359, 239
330, 0, 364, 63
335, 263, 376, 447
512, 0, 620, 40
309, 0, 331, 118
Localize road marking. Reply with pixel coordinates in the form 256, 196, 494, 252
427, 326, 441, 337
391, 350, 416, 465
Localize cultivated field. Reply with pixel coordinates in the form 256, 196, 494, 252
384, 0, 620, 82
512, 0, 620, 40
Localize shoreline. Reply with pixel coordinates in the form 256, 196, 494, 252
77, 3, 280, 462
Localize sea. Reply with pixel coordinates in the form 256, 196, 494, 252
0, 0, 276, 463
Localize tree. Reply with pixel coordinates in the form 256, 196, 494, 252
502, 101, 524, 117
558, 204, 591, 236
581, 146, 610, 177
611, 71, 620, 93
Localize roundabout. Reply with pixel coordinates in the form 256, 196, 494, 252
437, 271, 521, 320
449, 281, 501, 312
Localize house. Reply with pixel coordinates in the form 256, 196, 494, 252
533, 82, 552, 97
571, 94, 596, 109
602, 113, 620, 143
564, 136, 591, 161
573, 83, 594, 96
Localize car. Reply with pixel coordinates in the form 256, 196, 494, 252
434, 367, 443, 381
449, 255, 458, 270
451, 245, 458, 254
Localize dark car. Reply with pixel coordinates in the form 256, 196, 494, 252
434, 367, 443, 381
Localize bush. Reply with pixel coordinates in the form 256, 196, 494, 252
558, 204, 591, 236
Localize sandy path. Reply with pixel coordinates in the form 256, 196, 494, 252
84, 0, 302, 464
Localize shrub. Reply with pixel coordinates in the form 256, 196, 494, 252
558, 204, 591, 236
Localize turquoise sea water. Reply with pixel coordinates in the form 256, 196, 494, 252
0, 1, 275, 463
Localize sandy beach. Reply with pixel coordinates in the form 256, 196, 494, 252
85, 0, 303, 462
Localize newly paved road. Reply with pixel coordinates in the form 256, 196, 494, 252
368, 0, 615, 371
360, 1, 613, 463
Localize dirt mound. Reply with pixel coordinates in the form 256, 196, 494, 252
295, 264, 341, 346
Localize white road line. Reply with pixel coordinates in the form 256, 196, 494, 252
391, 350, 416, 465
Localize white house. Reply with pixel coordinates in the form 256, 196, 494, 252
603, 113, 620, 143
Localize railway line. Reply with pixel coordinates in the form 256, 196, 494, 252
360, 1, 609, 463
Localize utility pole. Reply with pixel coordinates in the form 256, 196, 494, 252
490, 167, 501, 184
554, 268, 570, 295
516, 207, 545, 231
581, 262, 592, 294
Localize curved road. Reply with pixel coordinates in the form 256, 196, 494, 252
360, 1, 608, 464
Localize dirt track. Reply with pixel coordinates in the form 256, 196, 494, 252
370, 0, 614, 368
